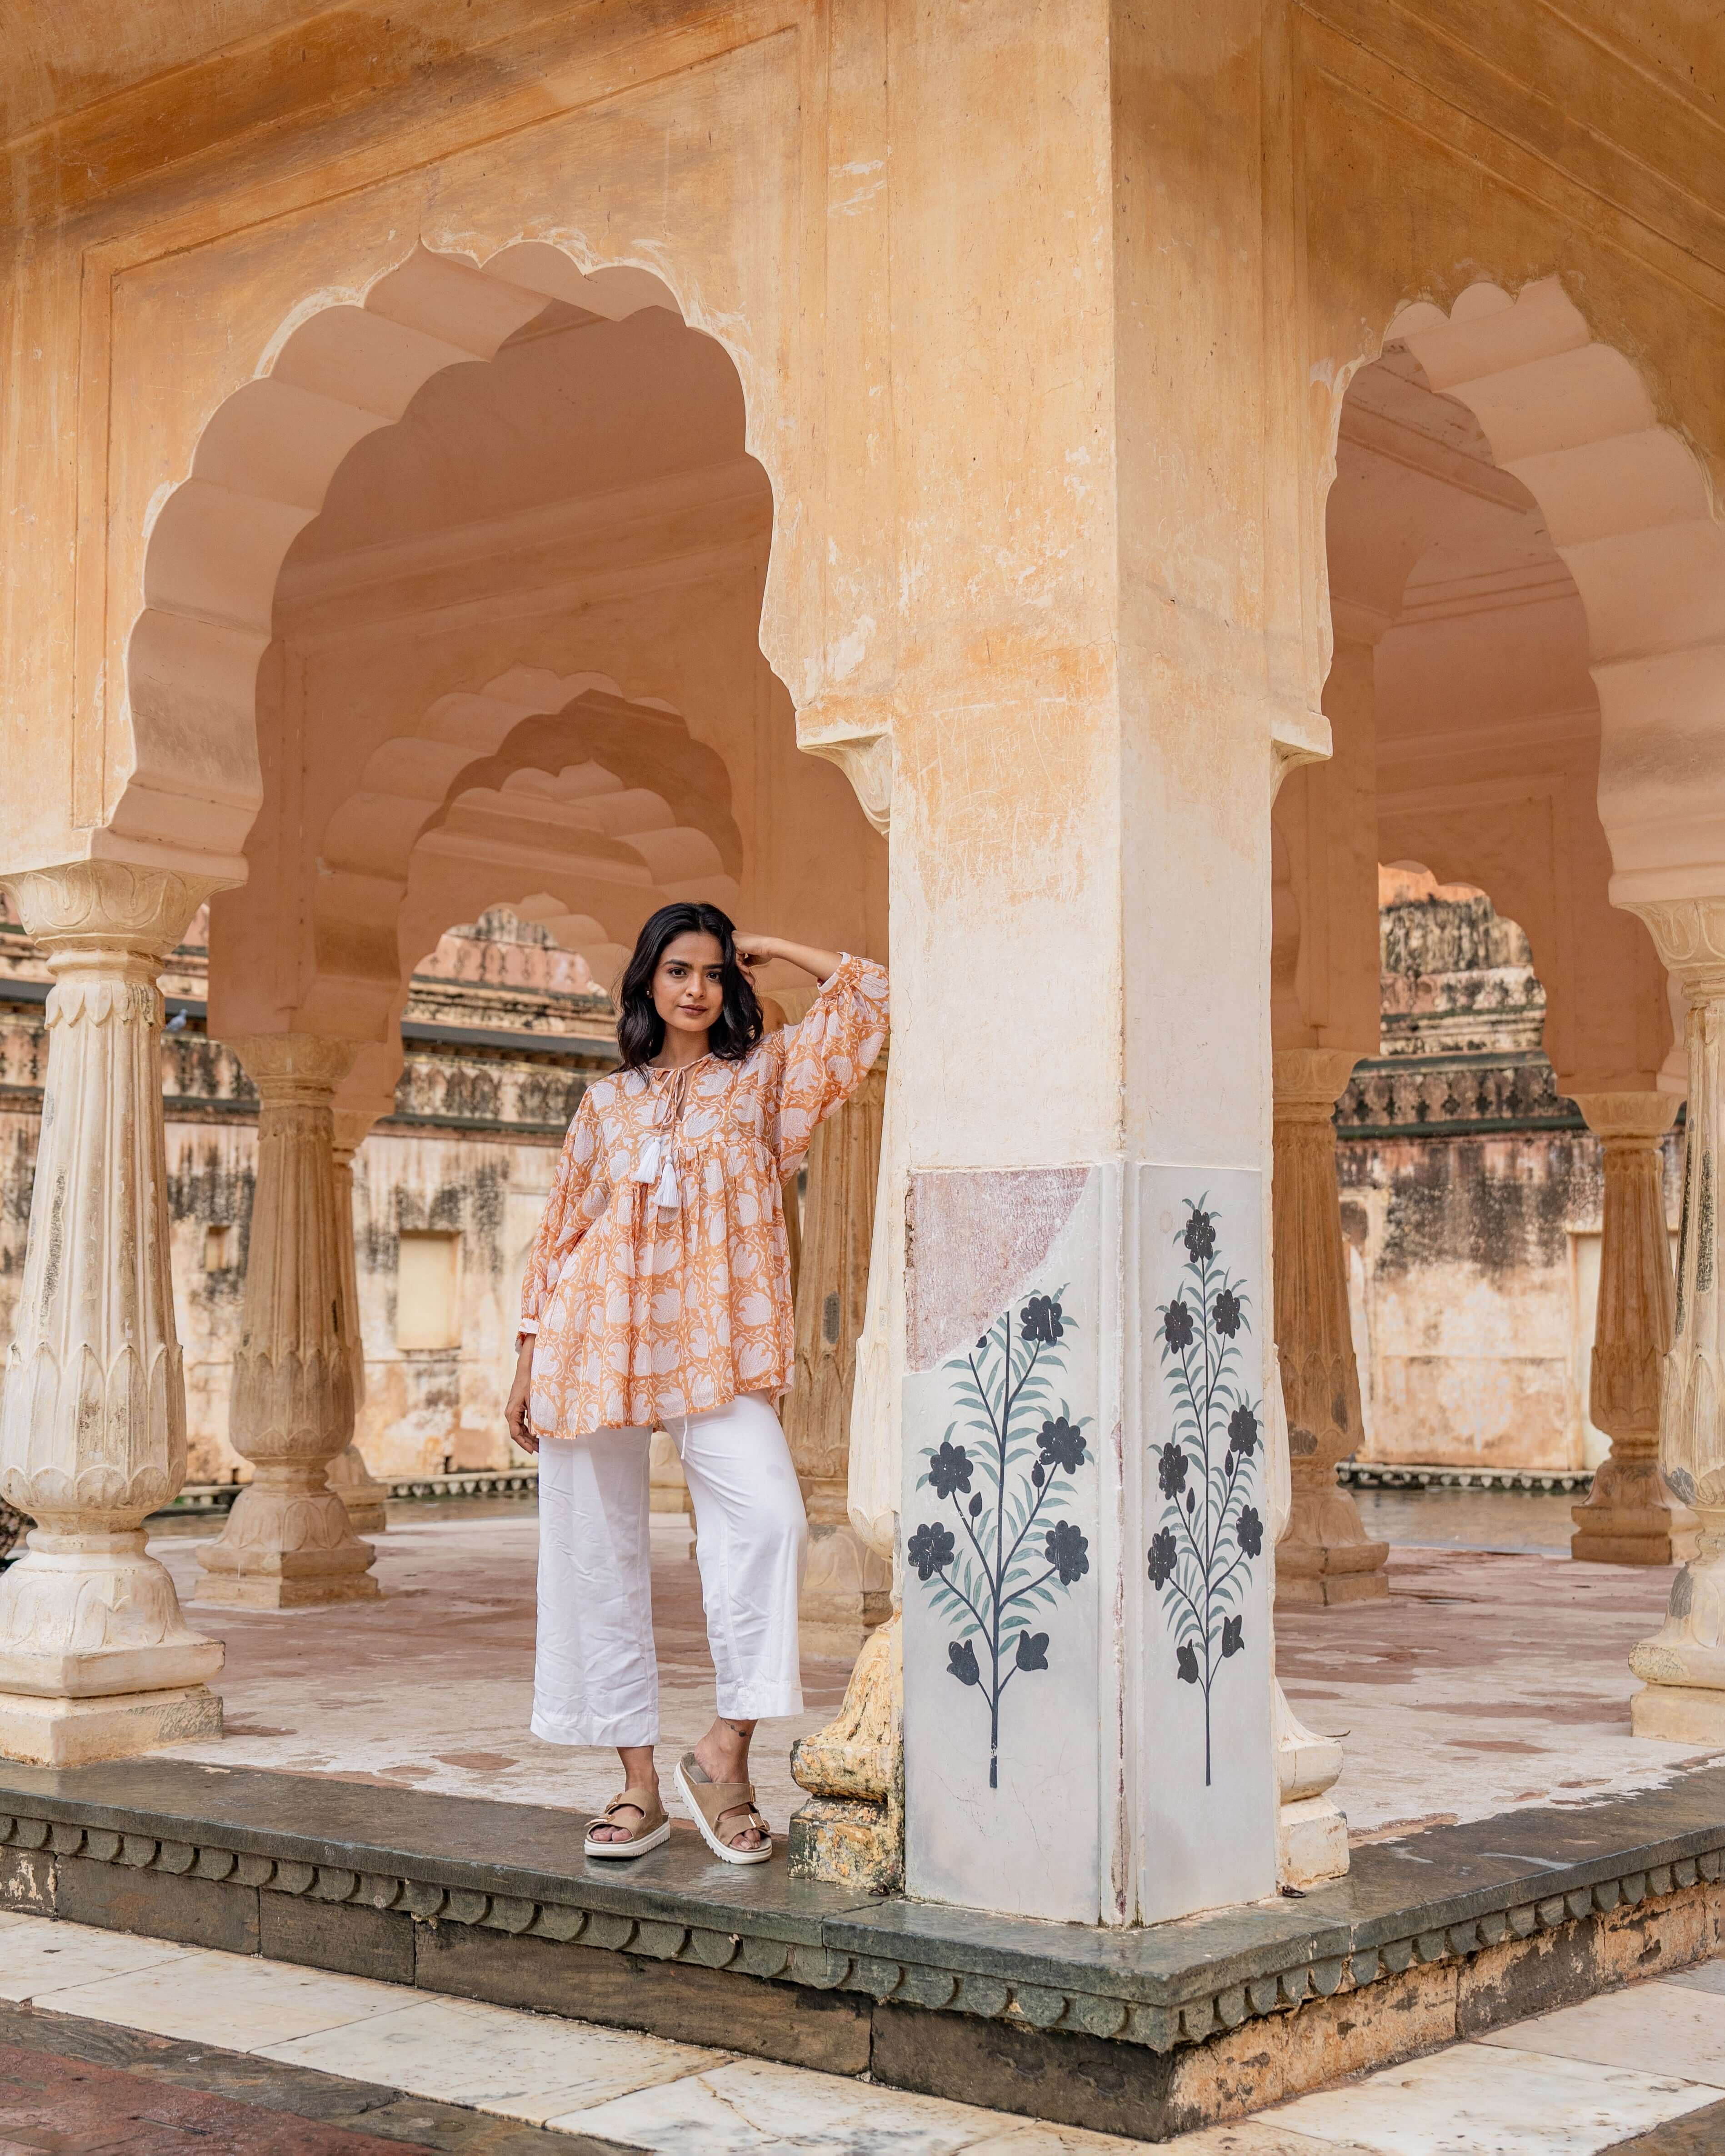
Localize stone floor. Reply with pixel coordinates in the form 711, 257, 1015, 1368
4, 1908, 1724, 2151
145, 1492, 1711, 1842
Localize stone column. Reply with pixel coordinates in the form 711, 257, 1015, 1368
1570, 1092, 1692, 1566
1624, 902, 1725, 1735
0, 861, 225, 1763
1272, 1048, 1388, 1607
782, 1056, 892, 1657
195, 1035, 380, 1608
323, 1111, 388, 1535
1264, 1347, 1348, 1885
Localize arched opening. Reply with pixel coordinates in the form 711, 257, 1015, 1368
1270, 278, 1709, 1864
114, 241, 888, 1822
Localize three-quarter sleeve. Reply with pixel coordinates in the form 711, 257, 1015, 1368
519, 1091, 610, 1336
766, 954, 889, 1177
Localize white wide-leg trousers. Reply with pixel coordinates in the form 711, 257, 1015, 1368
531, 1390, 808, 1748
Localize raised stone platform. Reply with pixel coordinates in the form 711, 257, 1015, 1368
6, 1752, 1725, 2143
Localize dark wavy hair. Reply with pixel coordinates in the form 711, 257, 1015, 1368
615, 902, 764, 1069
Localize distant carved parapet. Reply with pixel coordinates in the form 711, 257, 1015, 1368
1337, 1051, 1583, 1138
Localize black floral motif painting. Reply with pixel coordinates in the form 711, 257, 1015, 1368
1147, 1198, 1261, 1787
909, 1291, 1091, 1791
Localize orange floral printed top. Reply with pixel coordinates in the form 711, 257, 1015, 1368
520, 954, 889, 1435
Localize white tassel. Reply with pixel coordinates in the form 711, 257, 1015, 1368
654, 1155, 681, 1212
632, 1136, 663, 1186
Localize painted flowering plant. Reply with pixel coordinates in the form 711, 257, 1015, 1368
1148, 1197, 1261, 1786
910, 1290, 1091, 1790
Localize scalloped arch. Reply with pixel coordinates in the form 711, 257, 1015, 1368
117, 241, 760, 875
1375, 279, 1725, 906
297, 665, 744, 1041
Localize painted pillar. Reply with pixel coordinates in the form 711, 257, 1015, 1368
323, 1108, 389, 1535
195, 1035, 380, 1608
1272, 1049, 1387, 1606
1625, 903, 1725, 1735
884, 0, 1301, 1927
0, 862, 225, 1764
1570, 1092, 1690, 1566
784, 1056, 891, 1656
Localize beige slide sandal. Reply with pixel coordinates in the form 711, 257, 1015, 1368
583, 1786, 670, 1860
674, 1752, 773, 1866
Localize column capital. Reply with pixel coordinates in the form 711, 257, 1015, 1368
4, 859, 223, 963
231, 1032, 357, 1106
1570, 1091, 1680, 1143
1622, 896, 1725, 991
1272, 1047, 1362, 1114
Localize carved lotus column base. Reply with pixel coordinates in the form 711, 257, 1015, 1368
0, 1530, 225, 1703
789, 1612, 902, 1892
799, 1483, 891, 1657
0, 1683, 222, 1767
1571, 1454, 1697, 1567
325, 1445, 389, 1536
195, 1474, 379, 1610
1274, 1483, 1389, 1609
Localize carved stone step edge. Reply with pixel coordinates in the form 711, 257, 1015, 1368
4, 1803, 1720, 2054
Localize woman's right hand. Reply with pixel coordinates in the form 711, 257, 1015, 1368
505, 1337, 540, 1455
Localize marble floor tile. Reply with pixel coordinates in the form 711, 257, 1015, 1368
1263, 2039, 1717, 2154
1478, 1979, 1725, 2089
0, 1913, 194, 2002
262, 1990, 722, 2124
1662, 1958, 1725, 2000
555, 2054, 1019, 2153
44, 1940, 423, 2047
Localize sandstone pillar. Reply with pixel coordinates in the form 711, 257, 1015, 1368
0, 862, 225, 1763
195, 1036, 380, 1608
783, 1057, 891, 1657
1570, 1093, 1691, 1566
1272, 1048, 1388, 1608
1627, 902, 1725, 1737
323, 1111, 388, 1534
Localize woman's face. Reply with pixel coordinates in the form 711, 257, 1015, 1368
652, 930, 726, 1040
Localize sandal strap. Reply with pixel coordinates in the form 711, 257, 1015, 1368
588, 1786, 664, 1836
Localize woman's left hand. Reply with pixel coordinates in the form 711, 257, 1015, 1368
733, 933, 844, 982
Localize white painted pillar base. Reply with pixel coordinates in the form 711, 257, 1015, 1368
1625, 903, 1725, 1733
0, 862, 225, 1763
196, 1036, 379, 1610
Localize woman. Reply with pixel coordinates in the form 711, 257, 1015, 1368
506, 903, 888, 1865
